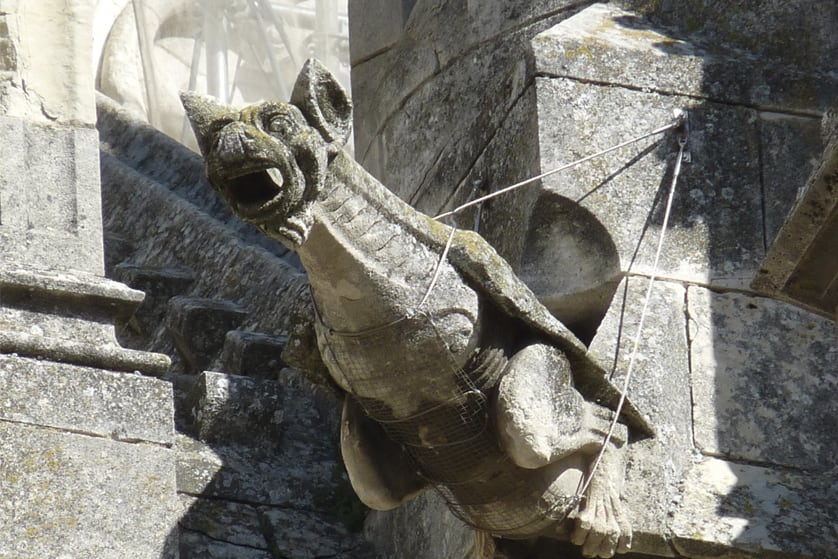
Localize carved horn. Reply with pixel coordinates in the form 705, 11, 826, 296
180, 91, 237, 156
291, 58, 353, 149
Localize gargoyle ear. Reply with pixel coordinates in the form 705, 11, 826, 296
180, 91, 238, 156
290, 59, 353, 151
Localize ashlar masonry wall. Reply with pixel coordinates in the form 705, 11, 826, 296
349, 2, 837, 558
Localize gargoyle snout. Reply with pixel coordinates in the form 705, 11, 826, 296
214, 124, 256, 162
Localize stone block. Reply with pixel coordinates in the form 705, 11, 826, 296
532, 3, 834, 293
534, 4, 837, 114
364, 491, 492, 559
759, 113, 824, 247
178, 495, 269, 551
0, 267, 171, 374
0, 354, 173, 445
687, 287, 837, 471
260, 506, 376, 559
114, 264, 195, 337
166, 296, 248, 373
587, 277, 693, 556
0, 421, 178, 559
219, 330, 289, 378
178, 529, 272, 559
534, 75, 764, 288
619, 0, 838, 77
187, 371, 284, 445
175, 428, 344, 511
0, 266, 143, 326
0, 118, 104, 274
671, 457, 838, 559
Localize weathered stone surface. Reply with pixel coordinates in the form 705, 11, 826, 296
0, 267, 171, 374
219, 330, 289, 379
347, 1, 405, 64
97, 94, 293, 261
178, 495, 269, 551
0, 421, 178, 559
103, 231, 136, 275
166, 296, 248, 373
351, 3, 585, 217
357, 28, 540, 211
0, 1, 96, 124
688, 287, 837, 471
179, 529, 272, 559
439, 85, 541, 269
534, 76, 764, 288
0, 119, 105, 274
399, 0, 586, 69
364, 491, 493, 559
535, 4, 837, 114
175, 421, 343, 511
620, 0, 838, 77
671, 457, 838, 559
0, 354, 173, 445
587, 277, 692, 556
260, 506, 376, 559
758, 113, 824, 248
114, 264, 196, 338
99, 150, 308, 349
0, 265, 145, 325
187, 371, 284, 445
752, 110, 838, 316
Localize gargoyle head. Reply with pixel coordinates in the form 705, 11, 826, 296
181, 58, 352, 247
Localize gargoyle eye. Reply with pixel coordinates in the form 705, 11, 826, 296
267, 113, 299, 136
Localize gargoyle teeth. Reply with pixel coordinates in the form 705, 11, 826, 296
266, 167, 284, 187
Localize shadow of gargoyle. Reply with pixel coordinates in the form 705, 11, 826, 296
180, 58, 655, 559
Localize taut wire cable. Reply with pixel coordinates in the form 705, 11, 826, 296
576, 122, 689, 499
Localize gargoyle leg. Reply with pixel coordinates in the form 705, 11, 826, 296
494, 343, 631, 557
495, 343, 622, 469
340, 396, 430, 511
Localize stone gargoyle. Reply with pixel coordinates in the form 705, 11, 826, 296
182, 59, 653, 559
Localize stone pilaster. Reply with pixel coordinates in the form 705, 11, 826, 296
0, 2, 178, 557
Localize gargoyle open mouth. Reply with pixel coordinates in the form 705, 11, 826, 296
226, 167, 283, 207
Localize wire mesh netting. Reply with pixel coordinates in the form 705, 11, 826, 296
318, 310, 580, 535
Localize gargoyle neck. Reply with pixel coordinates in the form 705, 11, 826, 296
295, 152, 448, 331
